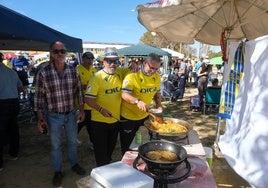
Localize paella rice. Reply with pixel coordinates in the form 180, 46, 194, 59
148, 119, 188, 134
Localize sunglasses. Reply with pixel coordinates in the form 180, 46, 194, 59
52, 49, 67, 54
106, 59, 120, 64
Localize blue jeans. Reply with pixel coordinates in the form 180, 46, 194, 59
46, 109, 78, 172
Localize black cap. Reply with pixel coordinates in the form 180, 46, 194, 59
82, 52, 94, 59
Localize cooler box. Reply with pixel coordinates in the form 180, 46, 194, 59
90, 161, 154, 188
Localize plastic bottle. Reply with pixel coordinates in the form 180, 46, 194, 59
135, 131, 142, 144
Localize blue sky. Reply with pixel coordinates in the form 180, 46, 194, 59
0, 0, 149, 44
0, 0, 220, 52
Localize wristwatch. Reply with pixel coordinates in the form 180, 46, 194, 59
134, 99, 140, 105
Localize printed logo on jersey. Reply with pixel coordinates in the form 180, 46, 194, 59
122, 80, 129, 87
140, 87, 157, 93
86, 84, 92, 92
105, 87, 121, 94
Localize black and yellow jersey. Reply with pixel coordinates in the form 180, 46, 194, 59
121, 71, 161, 120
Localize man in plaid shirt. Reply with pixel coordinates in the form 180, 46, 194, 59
34, 41, 85, 187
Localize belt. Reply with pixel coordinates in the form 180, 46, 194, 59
52, 111, 72, 115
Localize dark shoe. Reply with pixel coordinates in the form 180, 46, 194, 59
52, 172, 63, 187
71, 163, 86, 175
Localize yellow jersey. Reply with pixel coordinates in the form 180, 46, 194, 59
77, 64, 97, 110
121, 71, 161, 120
85, 70, 122, 123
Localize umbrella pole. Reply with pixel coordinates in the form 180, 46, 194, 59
213, 117, 224, 158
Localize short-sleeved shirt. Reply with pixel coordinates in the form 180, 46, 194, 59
85, 70, 122, 123
11, 57, 29, 75
121, 71, 161, 120
77, 65, 97, 110
0, 62, 22, 99
195, 61, 203, 72
179, 62, 187, 76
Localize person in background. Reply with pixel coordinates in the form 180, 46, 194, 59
0, 52, 24, 171
186, 60, 193, 83
197, 59, 211, 108
120, 53, 163, 155
34, 41, 86, 187
3, 57, 12, 69
68, 54, 79, 67
84, 47, 122, 167
176, 58, 187, 99
212, 78, 219, 87
11, 51, 30, 98
118, 59, 139, 79
168, 67, 182, 102
76, 52, 96, 147
194, 57, 203, 87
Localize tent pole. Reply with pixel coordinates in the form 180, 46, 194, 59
213, 116, 224, 157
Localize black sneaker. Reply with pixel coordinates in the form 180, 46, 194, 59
52, 172, 63, 187
71, 163, 86, 175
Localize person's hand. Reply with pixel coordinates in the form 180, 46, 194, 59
136, 100, 148, 112
99, 108, 113, 117
38, 119, 48, 134
77, 111, 85, 123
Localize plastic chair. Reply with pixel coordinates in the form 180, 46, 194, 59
203, 87, 221, 114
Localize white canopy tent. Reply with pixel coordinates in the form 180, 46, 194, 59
161, 48, 184, 58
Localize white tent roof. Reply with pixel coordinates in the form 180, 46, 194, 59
161, 48, 184, 58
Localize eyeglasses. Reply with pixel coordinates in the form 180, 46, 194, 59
106, 59, 120, 64
147, 62, 159, 71
52, 49, 67, 55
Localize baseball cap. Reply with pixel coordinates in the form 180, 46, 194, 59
82, 52, 94, 59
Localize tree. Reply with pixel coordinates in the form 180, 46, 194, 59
140, 31, 168, 47
208, 51, 222, 59
140, 32, 220, 59
140, 31, 187, 54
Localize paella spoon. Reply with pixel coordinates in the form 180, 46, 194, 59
148, 112, 164, 124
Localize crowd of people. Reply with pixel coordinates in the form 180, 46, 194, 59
0, 41, 223, 187
0, 42, 164, 187
164, 56, 222, 108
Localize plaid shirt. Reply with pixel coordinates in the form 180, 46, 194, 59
34, 62, 84, 113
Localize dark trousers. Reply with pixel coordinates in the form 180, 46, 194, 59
178, 76, 186, 98
198, 76, 208, 106
119, 117, 147, 155
0, 99, 20, 167
77, 110, 92, 142
89, 121, 119, 167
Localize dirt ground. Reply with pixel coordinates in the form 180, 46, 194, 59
0, 84, 252, 188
